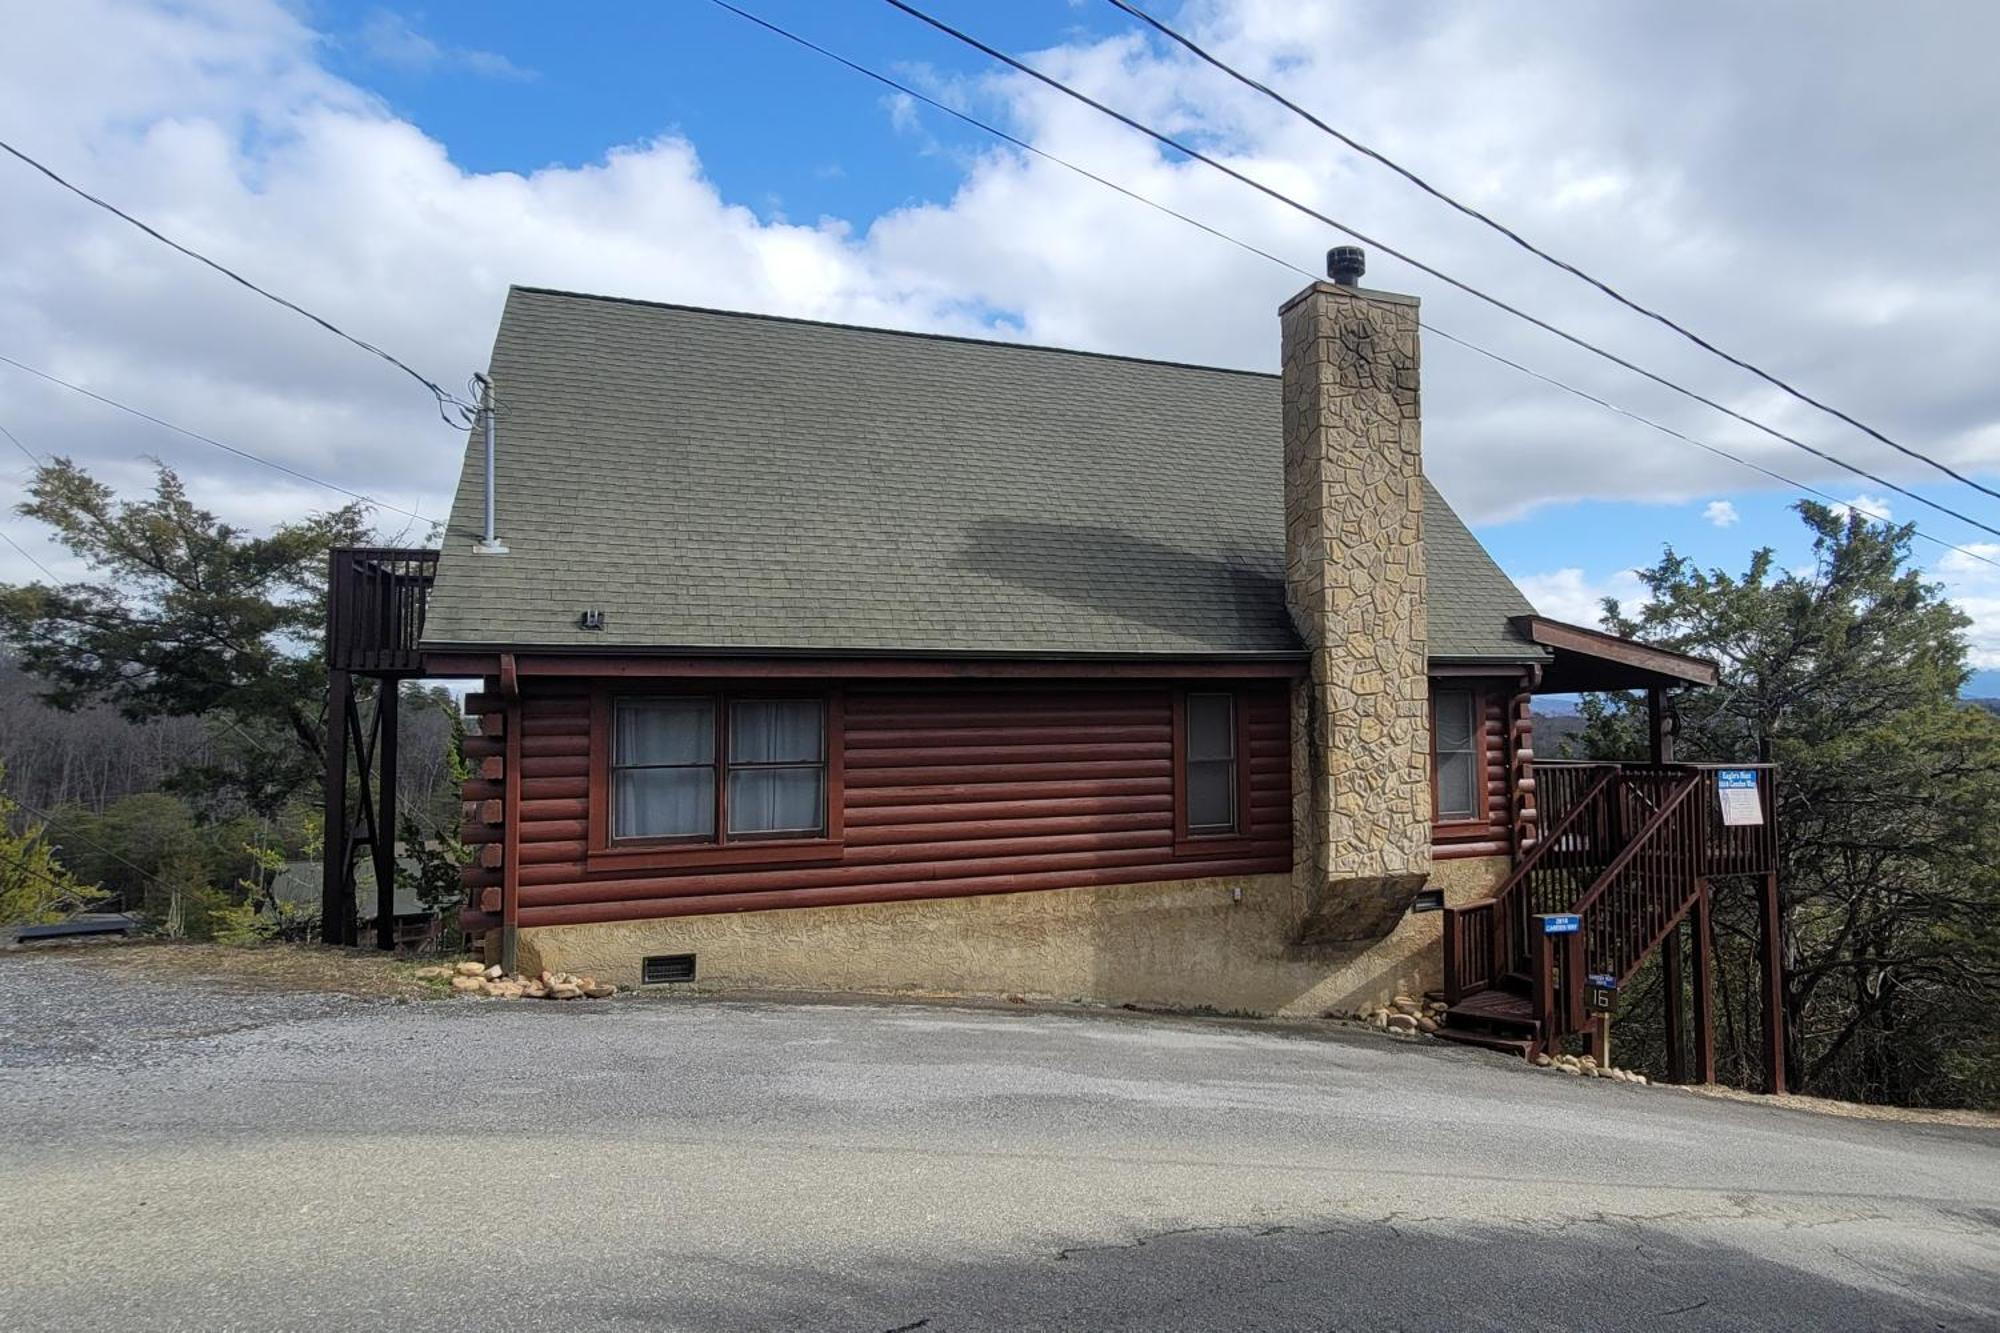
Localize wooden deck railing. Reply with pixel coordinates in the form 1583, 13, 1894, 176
1442, 760, 1780, 1038
327, 547, 439, 675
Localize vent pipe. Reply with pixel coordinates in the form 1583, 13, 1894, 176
472, 372, 507, 555
1327, 245, 1366, 287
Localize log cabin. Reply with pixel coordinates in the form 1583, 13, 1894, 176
325, 252, 1785, 1079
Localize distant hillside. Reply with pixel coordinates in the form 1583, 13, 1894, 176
1974, 698, 1999, 716
1532, 709, 1590, 757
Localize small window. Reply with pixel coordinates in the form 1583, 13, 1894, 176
1434, 689, 1480, 823
727, 699, 826, 838
1185, 692, 1238, 834
613, 698, 716, 840
610, 696, 828, 844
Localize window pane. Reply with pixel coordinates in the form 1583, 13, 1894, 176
1436, 691, 1475, 751
1187, 694, 1234, 761
1437, 750, 1478, 821
1187, 758, 1235, 832
615, 767, 715, 839
730, 699, 823, 764
616, 698, 713, 767
729, 767, 825, 836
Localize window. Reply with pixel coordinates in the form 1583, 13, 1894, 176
1433, 688, 1480, 823
1184, 692, 1238, 835
611, 696, 827, 844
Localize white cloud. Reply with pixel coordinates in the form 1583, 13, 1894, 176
1514, 567, 1651, 628
1, 0, 1998, 612
1936, 543, 2000, 670
1831, 493, 1895, 523
356, 10, 533, 80
1703, 499, 1739, 528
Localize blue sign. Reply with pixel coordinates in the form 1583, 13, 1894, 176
1588, 973, 1617, 989
1542, 914, 1581, 935
1716, 769, 1764, 826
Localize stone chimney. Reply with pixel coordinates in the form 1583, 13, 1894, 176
1281, 249, 1430, 941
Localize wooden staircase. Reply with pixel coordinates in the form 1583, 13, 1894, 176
1436, 762, 1777, 1065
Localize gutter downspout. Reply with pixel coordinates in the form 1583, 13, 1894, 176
472, 372, 507, 555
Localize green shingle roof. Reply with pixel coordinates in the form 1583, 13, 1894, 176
422, 287, 1546, 664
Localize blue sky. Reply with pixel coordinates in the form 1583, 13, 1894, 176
6, 2, 1999, 692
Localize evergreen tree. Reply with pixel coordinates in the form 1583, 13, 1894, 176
1579, 504, 2000, 1107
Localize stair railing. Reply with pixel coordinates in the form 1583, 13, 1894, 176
1568, 769, 1707, 989
1442, 765, 1616, 1004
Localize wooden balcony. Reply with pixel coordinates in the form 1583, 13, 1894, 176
327, 547, 439, 677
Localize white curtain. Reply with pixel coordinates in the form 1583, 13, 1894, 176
1435, 692, 1478, 819
728, 700, 824, 835
614, 699, 715, 838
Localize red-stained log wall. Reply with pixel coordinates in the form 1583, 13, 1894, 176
1430, 680, 1533, 862
463, 681, 1293, 930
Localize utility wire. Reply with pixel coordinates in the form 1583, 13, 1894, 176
711, 0, 1999, 573
0, 138, 476, 427
0, 527, 62, 582
1, 421, 41, 467
4, 791, 176, 894
0, 353, 437, 524
1100, 0, 2000, 507
879, 0, 2000, 545
0, 847, 106, 903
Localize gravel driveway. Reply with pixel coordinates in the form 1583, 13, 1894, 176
2, 951, 1996, 1331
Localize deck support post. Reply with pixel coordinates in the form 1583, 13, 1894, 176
499, 655, 523, 976
1662, 914, 1688, 1084
1647, 687, 1675, 764
1759, 870, 1788, 1094
372, 681, 399, 952
1692, 880, 1716, 1084
321, 667, 354, 946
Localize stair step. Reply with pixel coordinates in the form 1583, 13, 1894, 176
1444, 988, 1539, 1034
1433, 1027, 1535, 1057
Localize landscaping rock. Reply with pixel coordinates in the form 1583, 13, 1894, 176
454, 961, 485, 977
482, 964, 504, 980
1532, 1052, 1553, 1067
583, 984, 616, 999
1385, 1013, 1418, 1033
450, 975, 483, 993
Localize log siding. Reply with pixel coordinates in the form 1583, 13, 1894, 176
1430, 679, 1529, 862
465, 679, 1292, 930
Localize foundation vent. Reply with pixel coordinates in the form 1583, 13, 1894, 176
642, 953, 697, 985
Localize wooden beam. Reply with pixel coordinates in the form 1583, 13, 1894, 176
373, 682, 398, 952
1512, 615, 1718, 687
1760, 871, 1788, 1094
1662, 915, 1688, 1084
1692, 881, 1716, 1084
320, 667, 352, 945
426, 651, 1308, 682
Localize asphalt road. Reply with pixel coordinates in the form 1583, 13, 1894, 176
1, 954, 1996, 1331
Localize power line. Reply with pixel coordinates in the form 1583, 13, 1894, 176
710, 0, 1999, 573
1, 421, 41, 467
878, 0, 2000, 546
0, 527, 62, 582
4, 791, 175, 895
0, 138, 477, 428
0, 847, 106, 904
1101, 0, 2000, 509
0, 353, 437, 524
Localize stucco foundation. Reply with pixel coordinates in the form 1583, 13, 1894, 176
514, 855, 1508, 1018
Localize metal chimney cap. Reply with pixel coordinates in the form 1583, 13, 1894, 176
1327, 246, 1366, 287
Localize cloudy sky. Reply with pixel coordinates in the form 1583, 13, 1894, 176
4, 0, 1998, 689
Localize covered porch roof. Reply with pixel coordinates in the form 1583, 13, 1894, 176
1510, 615, 1718, 694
